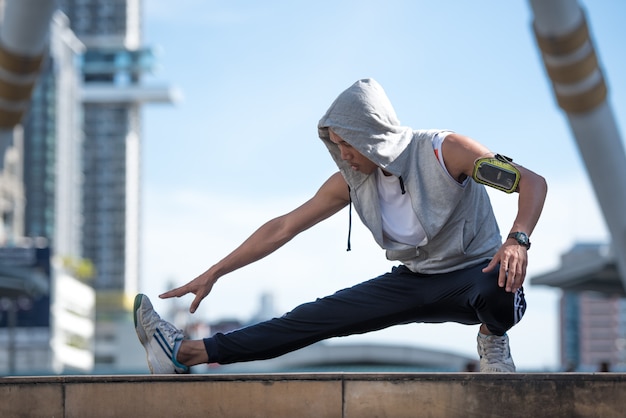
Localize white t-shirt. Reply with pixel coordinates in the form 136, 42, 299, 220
376, 131, 457, 246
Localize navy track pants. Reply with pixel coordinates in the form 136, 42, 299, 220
203, 261, 526, 364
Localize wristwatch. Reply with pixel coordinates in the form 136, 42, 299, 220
508, 232, 531, 249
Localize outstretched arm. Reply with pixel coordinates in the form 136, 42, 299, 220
441, 133, 548, 293
160, 171, 351, 313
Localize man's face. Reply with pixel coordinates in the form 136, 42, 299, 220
328, 129, 378, 174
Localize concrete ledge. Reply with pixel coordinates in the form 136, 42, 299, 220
1, 373, 625, 417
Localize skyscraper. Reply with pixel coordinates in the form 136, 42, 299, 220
533, 243, 626, 371
0, 2, 95, 374
59, 0, 177, 370
22, 14, 84, 260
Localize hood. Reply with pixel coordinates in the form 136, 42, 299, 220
318, 78, 414, 188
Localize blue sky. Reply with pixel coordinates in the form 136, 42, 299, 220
138, 1, 626, 370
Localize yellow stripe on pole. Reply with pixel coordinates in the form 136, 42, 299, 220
533, 13, 605, 114
0, 44, 45, 127
0, 109, 26, 128
0, 77, 37, 102
533, 17, 588, 56
556, 79, 607, 114
0, 43, 44, 74
545, 49, 598, 85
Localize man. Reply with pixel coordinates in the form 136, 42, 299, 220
134, 78, 547, 374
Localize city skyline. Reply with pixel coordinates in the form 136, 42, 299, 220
1, 0, 624, 373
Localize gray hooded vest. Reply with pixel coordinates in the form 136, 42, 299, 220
318, 78, 501, 273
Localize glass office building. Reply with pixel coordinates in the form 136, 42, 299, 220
58, 0, 175, 371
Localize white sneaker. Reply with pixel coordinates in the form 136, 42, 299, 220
134, 293, 189, 374
477, 333, 516, 372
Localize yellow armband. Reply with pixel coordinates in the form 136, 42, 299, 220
472, 154, 520, 193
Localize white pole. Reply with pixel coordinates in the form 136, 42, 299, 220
0, 0, 58, 55
529, 0, 626, 287
0, 0, 58, 140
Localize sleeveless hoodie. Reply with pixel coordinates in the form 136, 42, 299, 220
318, 78, 501, 273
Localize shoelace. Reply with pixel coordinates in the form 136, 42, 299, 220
159, 320, 183, 342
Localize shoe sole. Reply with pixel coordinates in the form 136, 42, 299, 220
133, 294, 150, 346
133, 294, 164, 373
480, 366, 516, 373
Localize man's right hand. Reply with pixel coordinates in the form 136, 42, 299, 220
159, 272, 217, 314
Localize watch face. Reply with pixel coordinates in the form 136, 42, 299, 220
516, 232, 528, 244
509, 232, 530, 249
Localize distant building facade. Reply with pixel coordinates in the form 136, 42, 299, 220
0, 6, 94, 375
0, 243, 95, 375
58, 0, 176, 372
1, 0, 174, 374
22, 13, 84, 258
533, 243, 626, 371
560, 290, 626, 371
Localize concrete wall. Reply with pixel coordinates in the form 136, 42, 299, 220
1, 373, 624, 417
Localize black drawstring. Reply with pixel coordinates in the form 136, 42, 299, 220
346, 176, 403, 251
347, 186, 352, 251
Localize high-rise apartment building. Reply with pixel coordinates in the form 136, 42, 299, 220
60, 0, 141, 299
0, 3, 95, 374
560, 290, 626, 371
533, 243, 626, 371
22, 16, 84, 260
58, 0, 176, 371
